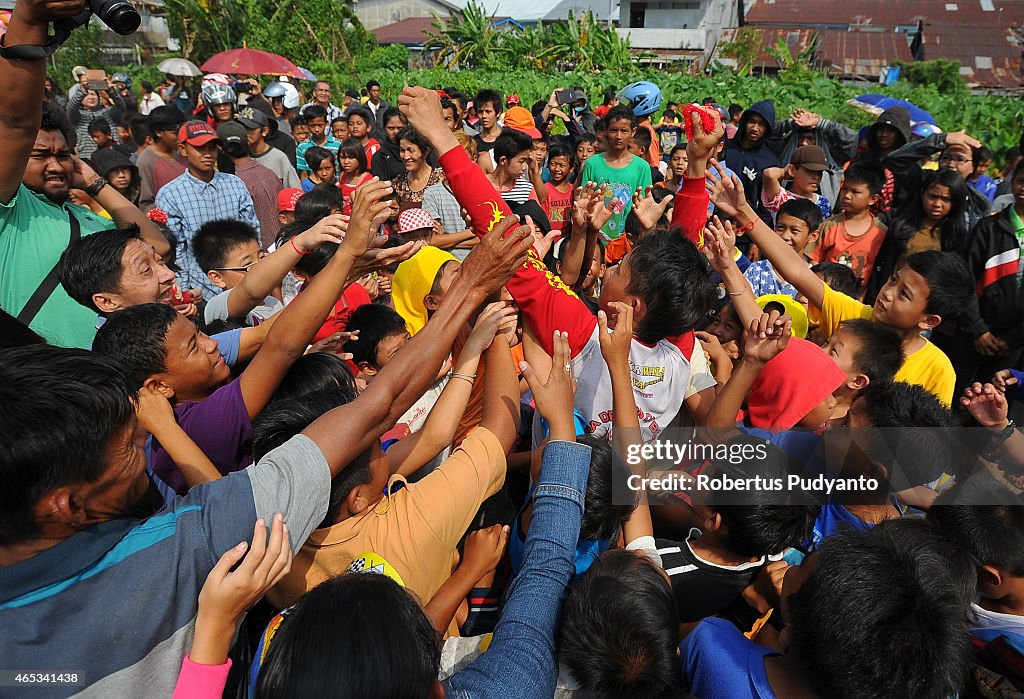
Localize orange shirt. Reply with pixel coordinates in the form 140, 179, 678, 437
810, 214, 888, 289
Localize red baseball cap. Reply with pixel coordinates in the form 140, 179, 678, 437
503, 106, 541, 139
177, 120, 221, 147
277, 188, 303, 213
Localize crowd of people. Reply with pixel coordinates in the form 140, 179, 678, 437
2, 0, 1024, 697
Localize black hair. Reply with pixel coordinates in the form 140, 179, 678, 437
856, 380, 958, 488
777, 197, 823, 233
148, 105, 185, 135
58, 224, 143, 313
255, 574, 439, 699
0, 309, 46, 348
304, 146, 334, 174
668, 144, 687, 160
128, 115, 151, 146
1013, 158, 1024, 180
300, 104, 327, 121
440, 97, 457, 117
577, 133, 598, 147
626, 229, 716, 343
192, 219, 260, 273
330, 115, 349, 128
41, 105, 75, 149
843, 161, 886, 197
593, 118, 606, 134
290, 115, 307, 129
494, 128, 534, 165
89, 120, 111, 136
140, 79, 153, 92
787, 520, 972, 699
474, 88, 502, 112
0, 346, 137, 546
902, 249, 975, 321
728, 103, 743, 118
547, 141, 574, 165
293, 185, 344, 223
336, 137, 368, 175
709, 435, 819, 558
343, 304, 408, 368
1005, 145, 1021, 163
345, 106, 373, 129
835, 318, 903, 383
560, 549, 680, 698
397, 126, 432, 156
632, 128, 652, 151
381, 106, 405, 127
928, 475, 1024, 578
92, 303, 179, 388
811, 261, 860, 297
576, 434, 637, 542
972, 145, 993, 166
267, 352, 356, 406
366, 79, 381, 91
888, 169, 970, 255
294, 241, 337, 278
604, 105, 636, 129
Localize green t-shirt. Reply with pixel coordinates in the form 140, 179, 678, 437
579, 153, 652, 242
1010, 206, 1024, 282
0, 185, 113, 348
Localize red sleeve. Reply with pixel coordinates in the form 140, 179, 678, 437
438, 146, 596, 355
669, 176, 709, 248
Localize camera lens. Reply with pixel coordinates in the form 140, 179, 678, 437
90, 0, 142, 35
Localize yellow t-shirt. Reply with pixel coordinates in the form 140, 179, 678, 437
268, 427, 507, 635
819, 284, 955, 406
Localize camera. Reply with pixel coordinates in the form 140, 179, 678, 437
55, 0, 141, 40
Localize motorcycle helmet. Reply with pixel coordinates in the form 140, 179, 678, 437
111, 73, 131, 90
280, 82, 300, 110
202, 82, 237, 107
616, 81, 662, 118
263, 81, 287, 99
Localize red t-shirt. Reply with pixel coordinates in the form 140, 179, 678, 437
542, 182, 573, 234
313, 282, 371, 344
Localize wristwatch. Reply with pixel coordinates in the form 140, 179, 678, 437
982, 420, 1016, 460
85, 177, 109, 198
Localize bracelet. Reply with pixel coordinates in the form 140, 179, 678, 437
289, 236, 311, 255
982, 420, 1016, 460
85, 177, 108, 198
727, 289, 746, 297
450, 372, 477, 383
734, 220, 755, 235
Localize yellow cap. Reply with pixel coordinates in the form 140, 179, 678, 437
392, 246, 458, 335
347, 552, 406, 587
756, 294, 809, 339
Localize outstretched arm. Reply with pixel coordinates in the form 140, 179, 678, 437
0, 0, 85, 204
707, 160, 826, 309
668, 106, 724, 245
304, 214, 533, 478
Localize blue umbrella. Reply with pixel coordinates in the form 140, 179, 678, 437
848, 94, 936, 126
297, 66, 317, 82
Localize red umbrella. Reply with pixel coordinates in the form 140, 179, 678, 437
200, 48, 305, 78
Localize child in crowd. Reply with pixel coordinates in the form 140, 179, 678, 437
345, 106, 380, 166
581, 105, 653, 243
629, 127, 665, 184
761, 144, 833, 219
486, 129, 539, 206
276, 187, 302, 228
290, 115, 309, 145
744, 198, 822, 299
301, 146, 336, 193
541, 142, 574, 235
574, 134, 597, 175
330, 115, 349, 143
810, 161, 888, 289
336, 137, 372, 216
661, 143, 688, 194
709, 160, 973, 406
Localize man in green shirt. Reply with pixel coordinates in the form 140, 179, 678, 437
0, 1, 166, 348
579, 105, 652, 243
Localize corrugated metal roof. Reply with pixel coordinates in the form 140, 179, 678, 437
745, 0, 1024, 28
818, 29, 914, 77
372, 17, 440, 45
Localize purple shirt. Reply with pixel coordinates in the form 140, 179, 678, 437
150, 378, 253, 493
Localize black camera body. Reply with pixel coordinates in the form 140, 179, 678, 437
55, 0, 141, 39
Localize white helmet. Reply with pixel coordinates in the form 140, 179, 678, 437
281, 82, 300, 110
202, 73, 232, 86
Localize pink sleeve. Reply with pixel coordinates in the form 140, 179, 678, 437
669, 176, 709, 248
172, 656, 233, 699
437, 145, 596, 356
762, 186, 794, 213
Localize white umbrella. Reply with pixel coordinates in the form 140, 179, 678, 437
158, 58, 202, 77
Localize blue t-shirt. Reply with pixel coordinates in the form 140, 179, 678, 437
805, 502, 873, 552
744, 259, 799, 299
681, 617, 780, 699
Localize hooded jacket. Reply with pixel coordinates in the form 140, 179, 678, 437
956, 206, 1024, 344
867, 106, 911, 155
370, 136, 406, 182
724, 100, 781, 224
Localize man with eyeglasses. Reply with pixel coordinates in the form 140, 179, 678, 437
0, 3, 169, 348
939, 143, 992, 228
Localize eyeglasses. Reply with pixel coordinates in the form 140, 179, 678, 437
211, 256, 264, 273
939, 155, 971, 164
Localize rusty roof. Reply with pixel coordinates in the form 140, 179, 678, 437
745, 0, 1024, 28
818, 29, 915, 77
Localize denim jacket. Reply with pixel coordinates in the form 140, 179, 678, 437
445, 439, 591, 699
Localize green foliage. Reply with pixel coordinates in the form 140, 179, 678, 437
163, 0, 248, 60
354, 44, 411, 74
50, 19, 104, 82
718, 27, 763, 76
244, 0, 376, 67
426, 3, 633, 72
894, 59, 966, 94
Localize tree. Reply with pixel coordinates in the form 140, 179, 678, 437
426, 2, 506, 70
718, 27, 763, 76
163, 0, 247, 60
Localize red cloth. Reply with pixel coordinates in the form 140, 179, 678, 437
746, 337, 846, 431
313, 282, 371, 344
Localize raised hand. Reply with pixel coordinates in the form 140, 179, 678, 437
631, 185, 672, 231
461, 524, 510, 581
598, 301, 633, 365
685, 105, 725, 162
702, 215, 737, 273
945, 130, 982, 149
397, 86, 449, 144
348, 240, 424, 281
532, 228, 559, 259
519, 330, 577, 434
458, 214, 533, 297
292, 213, 348, 252
465, 301, 519, 356
961, 382, 1010, 430
705, 159, 747, 218
791, 109, 820, 129
307, 330, 357, 358
341, 179, 393, 259
742, 310, 791, 364
992, 369, 1019, 394
134, 385, 176, 434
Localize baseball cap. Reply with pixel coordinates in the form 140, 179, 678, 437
503, 106, 541, 139
506, 94, 521, 106
397, 208, 435, 235
277, 188, 303, 213
237, 108, 270, 130
177, 120, 221, 147
790, 145, 829, 171
215, 120, 247, 145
